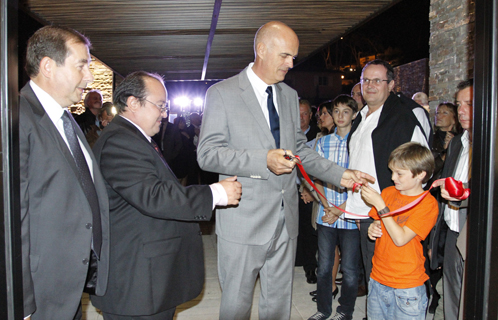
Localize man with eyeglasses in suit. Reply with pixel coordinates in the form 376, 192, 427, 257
90, 71, 242, 320
346, 59, 432, 317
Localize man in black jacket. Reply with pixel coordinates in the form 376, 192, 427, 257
346, 60, 432, 308
75, 89, 103, 135
429, 79, 473, 320
295, 99, 320, 283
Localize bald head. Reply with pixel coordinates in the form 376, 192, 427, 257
351, 83, 364, 110
412, 92, 428, 106
254, 22, 298, 55
252, 21, 299, 85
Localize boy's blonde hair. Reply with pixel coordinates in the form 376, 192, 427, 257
388, 142, 435, 183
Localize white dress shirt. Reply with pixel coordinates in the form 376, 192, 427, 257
345, 104, 429, 219
246, 62, 279, 129
345, 105, 383, 218
29, 80, 94, 180
444, 131, 470, 232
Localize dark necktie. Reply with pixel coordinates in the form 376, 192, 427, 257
61, 110, 102, 258
151, 139, 166, 162
266, 86, 280, 148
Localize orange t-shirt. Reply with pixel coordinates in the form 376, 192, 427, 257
369, 186, 439, 289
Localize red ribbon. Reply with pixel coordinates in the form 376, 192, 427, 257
294, 155, 470, 218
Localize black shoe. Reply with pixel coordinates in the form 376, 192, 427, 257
309, 290, 317, 296
335, 277, 343, 285
312, 287, 337, 303
306, 269, 317, 284
428, 291, 440, 314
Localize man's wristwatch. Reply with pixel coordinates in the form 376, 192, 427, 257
378, 206, 390, 216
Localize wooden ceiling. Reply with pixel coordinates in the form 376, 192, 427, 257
22, 0, 398, 81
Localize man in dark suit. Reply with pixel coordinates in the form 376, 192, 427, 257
430, 79, 473, 319
20, 26, 110, 319
75, 89, 103, 136
152, 116, 183, 164
90, 71, 241, 320
295, 99, 320, 283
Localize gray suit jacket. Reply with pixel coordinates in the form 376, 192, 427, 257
20, 83, 110, 319
197, 67, 345, 245
90, 116, 213, 316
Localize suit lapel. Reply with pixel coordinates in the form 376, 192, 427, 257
448, 135, 463, 177
21, 84, 81, 181
239, 69, 277, 148
275, 83, 292, 149
114, 116, 178, 177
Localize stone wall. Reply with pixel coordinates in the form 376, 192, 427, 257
394, 58, 429, 98
428, 0, 475, 111
72, 56, 114, 114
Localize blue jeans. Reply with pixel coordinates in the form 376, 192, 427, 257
316, 224, 360, 317
367, 278, 428, 320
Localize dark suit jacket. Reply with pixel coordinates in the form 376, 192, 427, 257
75, 107, 98, 135
91, 115, 213, 316
19, 83, 110, 319
429, 133, 468, 270
152, 121, 183, 164
305, 122, 320, 142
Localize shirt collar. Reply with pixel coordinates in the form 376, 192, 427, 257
363, 104, 384, 118
461, 130, 470, 145
29, 80, 67, 122
247, 62, 274, 95
333, 127, 349, 140
119, 115, 152, 142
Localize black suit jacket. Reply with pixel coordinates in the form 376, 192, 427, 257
305, 122, 320, 142
91, 115, 213, 316
19, 83, 110, 319
429, 133, 468, 270
75, 107, 98, 135
152, 121, 183, 164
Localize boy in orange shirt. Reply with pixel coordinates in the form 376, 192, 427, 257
361, 142, 439, 320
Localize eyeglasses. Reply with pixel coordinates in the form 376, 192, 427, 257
145, 99, 170, 113
360, 78, 390, 86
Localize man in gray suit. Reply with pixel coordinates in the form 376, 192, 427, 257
20, 26, 110, 319
197, 21, 373, 320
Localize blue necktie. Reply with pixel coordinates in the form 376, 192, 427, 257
266, 86, 280, 148
62, 110, 102, 258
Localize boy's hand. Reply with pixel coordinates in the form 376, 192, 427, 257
322, 207, 341, 224
361, 184, 386, 210
322, 213, 339, 224
368, 220, 382, 240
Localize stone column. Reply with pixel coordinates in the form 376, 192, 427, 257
429, 0, 475, 110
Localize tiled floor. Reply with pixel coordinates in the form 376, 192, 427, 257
81, 223, 435, 320
81, 228, 367, 319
